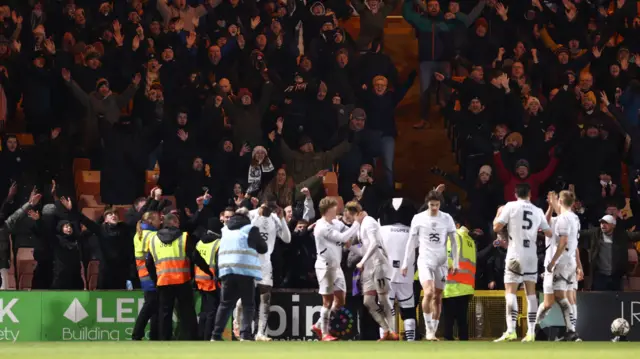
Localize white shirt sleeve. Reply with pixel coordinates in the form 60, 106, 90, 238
555, 215, 569, 237
538, 208, 551, 232
402, 215, 419, 269
276, 216, 292, 243
360, 218, 381, 264
249, 209, 259, 223
318, 221, 360, 244
495, 203, 511, 224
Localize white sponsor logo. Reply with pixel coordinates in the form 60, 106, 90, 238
64, 299, 89, 323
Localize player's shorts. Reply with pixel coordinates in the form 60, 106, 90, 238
315, 267, 347, 295
389, 282, 415, 309
362, 263, 390, 293
257, 261, 273, 287
418, 265, 448, 290
504, 257, 538, 284
542, 262, 576, 294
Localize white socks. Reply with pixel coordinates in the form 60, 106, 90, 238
558, 298, 575, 332
364, 295, 389, 331
378, 293, 395, 333
256, 293, 271, 337
320, 307, 330, 335
526, 295, 537, 335
505, 293, 518, 334
423, 312, 433, 335
571, 304, 578, 328
0, 268, 8, 290
404, 318, 416, 341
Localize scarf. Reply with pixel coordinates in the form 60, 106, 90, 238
247, 161, 274, 194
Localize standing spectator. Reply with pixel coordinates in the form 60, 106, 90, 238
580, 215, 640, 291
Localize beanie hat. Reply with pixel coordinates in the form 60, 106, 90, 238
526, 96, 543, 111
475, 17, 488, 30
554, 46, 570, 56
479, 165, 492, 177
96, 78, 109, 90
515, 159, 530, 170
252, 145, 267, 157
298, 135, 313, 147
237, 88, 252, 101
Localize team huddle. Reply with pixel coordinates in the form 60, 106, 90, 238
238, 182, 582, 342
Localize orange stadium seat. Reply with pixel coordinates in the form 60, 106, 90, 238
87, 260, 100, 290
82, 207, 105, 222
16, 248, 36, 290
73, 158, 91, 176
15, 133, 35, 146
75, 171, 101, 197
78, 194, 104, 209
323, 172, 338, 197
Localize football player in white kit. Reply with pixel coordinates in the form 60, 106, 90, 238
401, 191, 459, 341
493, 183, 552, 342
380, 202, 417, 341
233, 195, 291, 341
342, 201, 398, 341
312, 197, 365, 341
534, 191, 581, 341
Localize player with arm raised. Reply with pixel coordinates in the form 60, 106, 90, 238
493, 183, 553, 342
535, 191, 581, 341
233, 195, 291, 341
312, 197, 364, 341
344, 201, 398, 341
401, 191, 458, 341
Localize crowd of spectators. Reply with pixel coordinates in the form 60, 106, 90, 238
0, 0, 639, 295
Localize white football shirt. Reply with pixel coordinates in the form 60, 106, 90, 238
496, 199, 550, 262
358, 216, 389, 267
403, 210, 457, 269
381, 223, 413, 283
545, 211, 580, 266
249, 209, 291, 264
314, 218, 359, 269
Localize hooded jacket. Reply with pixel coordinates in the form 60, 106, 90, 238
145, 226, 214, 285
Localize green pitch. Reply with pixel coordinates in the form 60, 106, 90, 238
0, 341, 638, 359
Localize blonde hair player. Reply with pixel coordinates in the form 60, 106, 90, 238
311, 197, 365, 341
345, 201, 399, 341
534, 191, 581, 341
401, 190, 459, 341
493, 183, 552, 342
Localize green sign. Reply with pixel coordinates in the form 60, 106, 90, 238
0, 291, 230, 341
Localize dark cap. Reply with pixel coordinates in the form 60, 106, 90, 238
351, 108, 366, 120
85, 51, 101, 61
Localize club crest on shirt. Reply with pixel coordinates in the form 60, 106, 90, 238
431, 222, 437, 228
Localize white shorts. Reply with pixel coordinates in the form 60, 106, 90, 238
362, 263, 390, 293
257, 262, 273, 287
504, 257, 538, 284
418, 265, 447, 290
542, 262, 576, 294
315, 267, 347, 295
389, 282, 415, 309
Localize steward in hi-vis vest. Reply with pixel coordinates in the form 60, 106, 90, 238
146, 214, 214, 341
195, 227, 222, 341
442, 226, 476, 341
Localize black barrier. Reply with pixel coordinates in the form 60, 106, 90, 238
575, 292, 640, 341
265, 291, 360, 341
265, 290, 639, 341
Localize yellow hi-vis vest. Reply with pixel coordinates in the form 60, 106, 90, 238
195, 239, 220, 291
444, 226, 476, 298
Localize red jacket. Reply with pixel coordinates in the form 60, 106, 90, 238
493, 150, 559, 202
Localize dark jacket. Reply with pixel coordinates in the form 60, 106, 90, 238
145, 226, 214, 285
402, 0, 461, 62
579, 226, 640, 281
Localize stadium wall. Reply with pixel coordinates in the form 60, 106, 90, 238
0, 290, 636, 341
